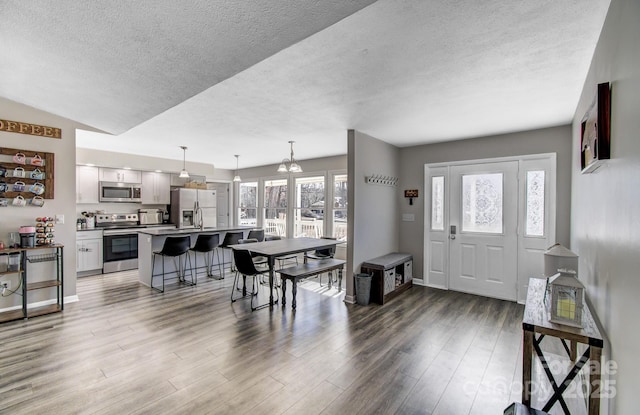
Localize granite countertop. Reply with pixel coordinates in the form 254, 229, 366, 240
139, 225, 253, 236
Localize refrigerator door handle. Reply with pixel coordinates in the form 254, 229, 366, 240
194, 200, 203, 230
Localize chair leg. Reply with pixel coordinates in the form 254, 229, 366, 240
215, 248, 223, 278
187, 253, 195, 285
204, 250, 211, 277
231, 271, 240, 302
151, 253, 164, 293
183, 253, 195, 286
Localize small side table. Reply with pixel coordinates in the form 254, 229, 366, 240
522, 278, 603, 415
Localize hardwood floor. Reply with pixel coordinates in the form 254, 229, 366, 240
0, 270, 524, 414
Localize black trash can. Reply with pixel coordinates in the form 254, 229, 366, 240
355, 273, 372, 305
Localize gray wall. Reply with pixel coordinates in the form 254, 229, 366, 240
398, 125, 572, 279
570, 0, 640, 413
0, 97, 81, 308
347, 130, 400, 302
235, 155, 346, 181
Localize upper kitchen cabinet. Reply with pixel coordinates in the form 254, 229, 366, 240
141, 171, 170, 205
99, 168, 141, 183
76, 165, 99, 204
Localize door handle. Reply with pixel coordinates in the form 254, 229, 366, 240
450, 225, 456, 240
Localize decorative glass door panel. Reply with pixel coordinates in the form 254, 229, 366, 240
461, 173, 503, 234
449, 161, 518, 301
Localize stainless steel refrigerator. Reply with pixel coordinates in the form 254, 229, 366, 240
170, 188, 217, 229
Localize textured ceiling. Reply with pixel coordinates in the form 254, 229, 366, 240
1, 1, 610, 170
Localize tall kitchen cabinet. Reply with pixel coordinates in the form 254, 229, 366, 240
361, 253, 413, 305
141, 171, 170, 204
76, 165, 99, 204
99, 168, 141, 183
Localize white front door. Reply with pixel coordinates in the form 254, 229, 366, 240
424, 154, 556, 302
449, 161, 518, 301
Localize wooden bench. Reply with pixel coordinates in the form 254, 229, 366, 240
277, 258, 346, 309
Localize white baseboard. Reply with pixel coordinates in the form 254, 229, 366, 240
424, 283, 448, 290
343, 294, 356, 304
412, 278, 425, 286
0, 295, 79, 314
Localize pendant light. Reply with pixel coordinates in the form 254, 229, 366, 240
233, 154, 241, 182
277, 140, 303, 173
179, 146, 190, 178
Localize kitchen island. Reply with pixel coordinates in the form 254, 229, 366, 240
138, 226, 254, 287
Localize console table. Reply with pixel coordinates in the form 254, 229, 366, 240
522, 278, 603, 415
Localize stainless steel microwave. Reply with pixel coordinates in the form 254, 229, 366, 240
99, 182, 142, 203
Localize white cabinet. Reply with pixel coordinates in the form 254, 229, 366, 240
76, 230, 103, 274
99, 168, 141, 183
141, 172, 170, 204
76, 165, 99, 204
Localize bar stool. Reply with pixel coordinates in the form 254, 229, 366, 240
219, 231, 244, 278
189, 233, 221, 279
151, 235, 193, 292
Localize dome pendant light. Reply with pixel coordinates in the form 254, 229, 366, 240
233, 155, 242, 182
179, 146, 190, 178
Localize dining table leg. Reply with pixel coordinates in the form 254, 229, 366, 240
268, 257, 276, 307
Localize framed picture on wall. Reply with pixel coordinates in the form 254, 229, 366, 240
581, 82, 611, 173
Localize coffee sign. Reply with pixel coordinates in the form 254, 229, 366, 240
0, 118, 61, 139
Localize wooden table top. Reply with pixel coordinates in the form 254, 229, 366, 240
230, 237, 341, 258
523, 277, 603, 347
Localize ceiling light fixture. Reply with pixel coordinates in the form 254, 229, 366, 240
179, 146, 190, 178
277, 140, 303, 173
233, 154, 242, 182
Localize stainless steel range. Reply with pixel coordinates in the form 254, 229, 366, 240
96, 213, 144, 273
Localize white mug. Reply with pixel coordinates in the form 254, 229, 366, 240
12, 195, 26, 207
13, 167, 26, 178
31, 196, 45, 207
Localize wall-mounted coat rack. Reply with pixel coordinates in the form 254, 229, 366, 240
365, 174, 398, 187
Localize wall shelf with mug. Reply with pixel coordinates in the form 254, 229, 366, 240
0, 146, 55, 207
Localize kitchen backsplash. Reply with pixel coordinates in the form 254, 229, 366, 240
76, 202, 167, 217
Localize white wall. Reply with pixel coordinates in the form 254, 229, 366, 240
570, 0, 640, 413
398, 125, 572, 280
76, 147, 230, 181
347, 130, 400, 302
0, 97, 81, 307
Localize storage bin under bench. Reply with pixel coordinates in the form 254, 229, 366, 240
360, 253, 412, 305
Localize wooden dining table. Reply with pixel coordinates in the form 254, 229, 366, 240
229, 237, 342, 309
